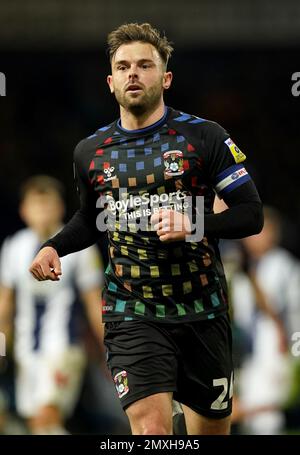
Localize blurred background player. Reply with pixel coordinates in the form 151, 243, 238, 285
0, 176, 106, 434
216, 203, 300, 434
233, 206, 300, 434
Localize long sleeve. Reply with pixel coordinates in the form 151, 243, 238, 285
41, 143, 102, 257
204, 180, 264, 239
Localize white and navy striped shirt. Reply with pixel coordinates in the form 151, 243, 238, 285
0, 228, 103, 360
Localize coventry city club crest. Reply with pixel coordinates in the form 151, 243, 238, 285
163, 150, 184, 177
114, 370, 129, 398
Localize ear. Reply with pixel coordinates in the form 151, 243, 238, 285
107, 75, 114, 93
163, 71, 173, 90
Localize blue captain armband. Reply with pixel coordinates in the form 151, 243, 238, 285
214, 164, 251, 199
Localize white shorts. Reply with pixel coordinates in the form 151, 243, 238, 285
15, 346, 86, 419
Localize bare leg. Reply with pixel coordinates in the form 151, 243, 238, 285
125, 392, 173, 435
182, 404, 231, 435
28, 405, 67, 434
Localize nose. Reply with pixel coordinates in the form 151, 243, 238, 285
128, 64, 139, 81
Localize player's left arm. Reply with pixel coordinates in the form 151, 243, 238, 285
152, 123, 263, 242
204, 180, 263, 239
152, 179, 263, 241
202, 122, 263, 239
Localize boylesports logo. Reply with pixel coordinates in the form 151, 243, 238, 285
96, 188, 205, 241
105, 189, 189, 216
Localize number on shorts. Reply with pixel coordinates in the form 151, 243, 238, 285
211, 372, 233, 410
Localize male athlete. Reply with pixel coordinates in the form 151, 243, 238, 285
0, 176, 104, 434
29, 23, 263, 435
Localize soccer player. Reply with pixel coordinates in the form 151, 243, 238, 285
0, 176, 104, 434
29, 23, 263, 435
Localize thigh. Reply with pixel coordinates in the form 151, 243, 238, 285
182, 404, 231, 435
174, 313, 234, 420
104, 320, 178, 411
126, 392, 173, 435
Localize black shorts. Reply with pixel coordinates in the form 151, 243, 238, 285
104, 312, 233, 419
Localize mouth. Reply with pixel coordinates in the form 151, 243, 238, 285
126, 84, 143, 92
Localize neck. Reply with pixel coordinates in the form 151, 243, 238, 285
120, 101, 165, 130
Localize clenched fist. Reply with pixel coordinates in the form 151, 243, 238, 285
151, 209, 192, 242
29, 246, 62, 281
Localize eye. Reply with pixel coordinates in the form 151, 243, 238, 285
117, 65, 126, 71
142, 63, 151, 69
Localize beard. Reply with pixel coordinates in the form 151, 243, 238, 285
113, 80, 163, 116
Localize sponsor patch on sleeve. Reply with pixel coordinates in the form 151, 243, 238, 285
225, 138, 246, 163
215, 164, 251, 198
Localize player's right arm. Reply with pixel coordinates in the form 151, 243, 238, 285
29, 246, 62, 281
30, 140, 102, 281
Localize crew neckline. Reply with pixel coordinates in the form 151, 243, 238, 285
116, 106, 169, 136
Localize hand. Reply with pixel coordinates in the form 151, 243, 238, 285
29, 246, 62, 281
150, 209, 192, 242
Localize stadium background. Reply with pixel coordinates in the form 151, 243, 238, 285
0, 0, 300, 434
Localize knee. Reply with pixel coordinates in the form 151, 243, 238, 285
126, 392, 173, 435
31, 405, 62, 429
141, 421, 171, 435
128, 410, 172, 435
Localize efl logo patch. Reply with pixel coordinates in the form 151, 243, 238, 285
225, 138, 246, 164
163, 150, 184, 176
114, 370, 129, 398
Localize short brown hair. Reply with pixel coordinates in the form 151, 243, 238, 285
107, 23, 173, 68
20, 175, 65, 202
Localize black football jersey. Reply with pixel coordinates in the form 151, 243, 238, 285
74, 106, 250, 323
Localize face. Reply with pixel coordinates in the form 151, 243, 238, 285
107, 41, 172, 115
20, 191, 64, 234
